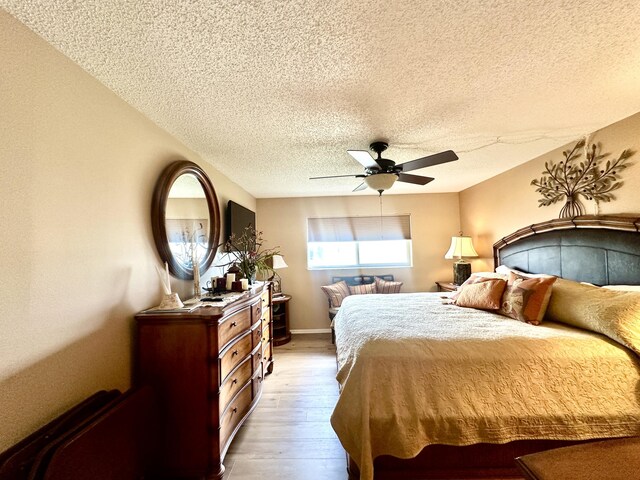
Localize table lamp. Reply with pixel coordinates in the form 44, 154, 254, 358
266, 254, 288, 294
444, 234, 478, 285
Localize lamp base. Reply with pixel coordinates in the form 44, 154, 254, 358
453, 261, 471, 286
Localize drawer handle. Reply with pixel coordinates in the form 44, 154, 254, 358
232, 378, 238, 385
232, 349, 238, 357
232, 407, 238, 414
230, 321, 237, 327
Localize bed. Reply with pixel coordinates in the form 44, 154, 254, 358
331, 215, 640, 480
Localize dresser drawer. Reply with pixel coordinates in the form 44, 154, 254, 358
261, 324, 270, 348
263, 340, 271, 358
219, 357, 252, 415
252, 364, 263, 398
250, 322, 262, 349
217, 307, 251, 350
219, 333, 252, 383
251, 346, 262, 374
262, 306, 270, 326
252, 300, 262, 323
262, 342, 272, 366
219, 383, 252, 452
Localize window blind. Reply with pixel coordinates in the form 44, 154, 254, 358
307, 215, 411, 242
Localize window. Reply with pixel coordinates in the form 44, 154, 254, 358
307, 216, 412, 269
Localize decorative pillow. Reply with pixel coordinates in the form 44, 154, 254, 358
453, 272, 506, 299
495, 265, 554, 279
374, 276, 403, 294
498, 272, 557, 325
603, 285, 640, 292
321, 280, 351, 308
460, 272, 506, 287
349, 283, 377, 295
453, 279, 507, 310
546, 278, 640, 354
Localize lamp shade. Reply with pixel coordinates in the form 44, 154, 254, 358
268, 254, 288, 270
444, 236, 478, 259
364, 173, 397, 192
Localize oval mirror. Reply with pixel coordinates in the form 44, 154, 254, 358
152, 161, 221, 279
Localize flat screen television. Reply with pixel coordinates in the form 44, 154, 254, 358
226, 200, 256, 244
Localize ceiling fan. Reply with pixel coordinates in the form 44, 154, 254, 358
310, 141, 459, 194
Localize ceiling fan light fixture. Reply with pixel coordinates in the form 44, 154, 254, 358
364, 173, 397, 193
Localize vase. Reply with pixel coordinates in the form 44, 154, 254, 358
242, 269, 256, 284
559, 194, 585, 218
239, 260, 256, 284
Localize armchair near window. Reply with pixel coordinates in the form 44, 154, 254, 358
321, 275, 400, 344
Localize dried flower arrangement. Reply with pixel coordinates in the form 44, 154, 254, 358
223, 225, 280, 283
531, 139, 635, 218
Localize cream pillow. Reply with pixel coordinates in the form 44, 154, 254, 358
495, 265, 554, 278
546, 278, 640, 354
603, 285, 640, 292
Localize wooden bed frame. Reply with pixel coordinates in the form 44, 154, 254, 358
344, 214, 640, 479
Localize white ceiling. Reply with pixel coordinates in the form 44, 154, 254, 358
4, 1, 640, 197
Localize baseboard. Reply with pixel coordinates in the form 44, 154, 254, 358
289, 328, 331, 334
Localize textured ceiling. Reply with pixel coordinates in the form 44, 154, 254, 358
4, 1, 640, 197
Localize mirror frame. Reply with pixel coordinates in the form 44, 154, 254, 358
151, 160, 221, 280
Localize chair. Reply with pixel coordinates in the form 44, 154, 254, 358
326, 275, 395, 344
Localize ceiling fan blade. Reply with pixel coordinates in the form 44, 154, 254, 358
400, 150, 458, 172
353, 182, 367, 192
347, 149, 380, 169
310, 174, 366, 180
397, 173, 435, 185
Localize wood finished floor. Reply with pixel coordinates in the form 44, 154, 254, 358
223, 333, 346, 480
222, 333, 524, 480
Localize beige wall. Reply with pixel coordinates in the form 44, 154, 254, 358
460, 112, 640, 272
257, 194, 460, 331
0, 11, 254, 451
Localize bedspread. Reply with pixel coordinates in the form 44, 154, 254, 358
330, 293, 640, 480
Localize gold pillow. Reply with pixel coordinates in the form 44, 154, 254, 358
454, 279, 507, 310
546, 278, 640, 354
498, 272, 557, 325
459, 272, 507, 288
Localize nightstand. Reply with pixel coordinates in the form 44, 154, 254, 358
435, 281, 458, 292
272, 294, 291, 346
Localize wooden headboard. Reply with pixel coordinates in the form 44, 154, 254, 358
493, 215, 640, 286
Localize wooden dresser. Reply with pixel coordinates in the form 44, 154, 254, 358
135, 283, 273, 479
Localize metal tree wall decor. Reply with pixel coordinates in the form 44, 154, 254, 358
531, 139, 635, 218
